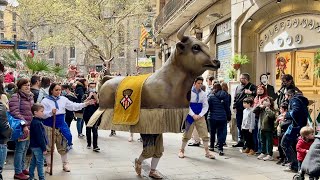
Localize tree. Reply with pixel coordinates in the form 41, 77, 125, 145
16, 0, 150, 68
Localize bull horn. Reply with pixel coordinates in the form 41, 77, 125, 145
177, 14, 198, 41
203, 24, 216, 44
108, 57, 114, 62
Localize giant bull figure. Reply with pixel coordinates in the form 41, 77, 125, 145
88, 16, 220, 133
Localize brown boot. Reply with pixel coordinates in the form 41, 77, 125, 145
248, 149, 256, 155
242, 148, 250, 153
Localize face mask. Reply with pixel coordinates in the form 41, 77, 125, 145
89, 88, 96, 92
61, 90, 67, 96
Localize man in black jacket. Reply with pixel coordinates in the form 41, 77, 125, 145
83, 82, 100, 152
282, 89, 309, 172
30, 75, 41, 103
0, 102, 12, 180
276, 74, 301, 108
232, 73, 256, 147
62, 84, 78, 128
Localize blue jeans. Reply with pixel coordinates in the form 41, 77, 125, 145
222, 122, 228, 144
76, 118, 84, 135
281, 134, 298, 171
253, 119, 261, 153
29, 148, 45, 180
0, 144, 8, 178
14, 140, 30, 174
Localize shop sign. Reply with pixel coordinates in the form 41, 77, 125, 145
216, 19, 231, 43
259, 14, 320, 52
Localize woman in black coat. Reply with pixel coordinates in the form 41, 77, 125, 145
207, 83, 231, 156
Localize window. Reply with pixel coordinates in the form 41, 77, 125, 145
0, 33, 4, 40
70, 46, 75, 58
12, 23, 16, 32
12, 12, 17, 21
49, 49, 54, 59
0, 21, 4, 31
0, 12, 3, 19
118, 24, 125, 57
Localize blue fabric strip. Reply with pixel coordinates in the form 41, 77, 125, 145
185, 102, 203, 131
43, 114, 72, 146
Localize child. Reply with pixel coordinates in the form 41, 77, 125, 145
254, 97, 276, 161
275, 102, 291, 165
300, 135, 320, 180
241, 97, 256, 155
297, 126, 314, 172
29, 103, 47, 180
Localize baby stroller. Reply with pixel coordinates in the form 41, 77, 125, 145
293, 135, 320, 180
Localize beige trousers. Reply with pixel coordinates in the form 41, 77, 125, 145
44, 126, 68, 155
182, 117, 209, 142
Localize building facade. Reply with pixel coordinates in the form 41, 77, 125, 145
232, 0, 320, 120
0, 7, 20, 41
154, 0, 232, 82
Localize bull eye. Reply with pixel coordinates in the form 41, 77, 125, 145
192, 44, 201, 53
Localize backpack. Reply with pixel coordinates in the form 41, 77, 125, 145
37, 88, 48, 103
7, 112, 23, 141
8, 93, 24, 141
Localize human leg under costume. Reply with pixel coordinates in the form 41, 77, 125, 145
135, 134, 163, 179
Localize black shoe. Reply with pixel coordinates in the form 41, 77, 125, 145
232, 142, 244, 147
214, 144, 218, 148
209, 147, 215, 152
188, 142, 200, 147
281, 160, 289, 166
93, 147, 100, 152
276, 158, 284, 165
219, 151, 224, 156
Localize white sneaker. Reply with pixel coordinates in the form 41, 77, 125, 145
263, 155, 274, 161
128, 136, 133, 142
257, 153, 266, 160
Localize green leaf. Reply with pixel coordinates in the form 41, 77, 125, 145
232, 53, 250, 65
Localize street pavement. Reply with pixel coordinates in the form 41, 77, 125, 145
3, 124, 297, 180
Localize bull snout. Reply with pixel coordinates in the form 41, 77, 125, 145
213, 59, 221, 69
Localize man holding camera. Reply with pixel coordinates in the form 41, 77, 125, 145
83, 82, 100, 152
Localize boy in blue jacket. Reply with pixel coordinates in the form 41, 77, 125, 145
29, 103, 47, 180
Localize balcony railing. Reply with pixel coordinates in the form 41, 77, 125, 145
154, 0, 192, 33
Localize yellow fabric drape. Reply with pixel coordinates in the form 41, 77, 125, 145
112, 74, 151, 125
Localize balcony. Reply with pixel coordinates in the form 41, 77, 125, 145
154, 0, 216, 38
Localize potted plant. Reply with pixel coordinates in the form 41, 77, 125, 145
314, 49, 320, 78
232, 53, 250, 70
227, 68, 236, 80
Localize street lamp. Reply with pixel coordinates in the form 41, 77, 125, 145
0, 0, 8, 11
134, 48, 141, 73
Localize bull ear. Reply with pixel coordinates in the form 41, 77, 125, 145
176, 42, 185, 54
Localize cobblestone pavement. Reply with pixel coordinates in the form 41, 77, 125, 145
3, 124, 297, 180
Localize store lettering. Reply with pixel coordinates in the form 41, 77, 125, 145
260, 16, 320, 48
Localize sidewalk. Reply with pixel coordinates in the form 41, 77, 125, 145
3, 124, 296, 180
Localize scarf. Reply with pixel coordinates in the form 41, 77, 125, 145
191, 86, 201, 103
46, 95, 60, 109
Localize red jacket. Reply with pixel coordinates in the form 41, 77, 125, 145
296, 136, 314, 161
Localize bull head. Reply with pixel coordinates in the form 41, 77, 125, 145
175, 16, 220, 74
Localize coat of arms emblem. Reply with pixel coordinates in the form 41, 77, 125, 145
120, 89, 133, 110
